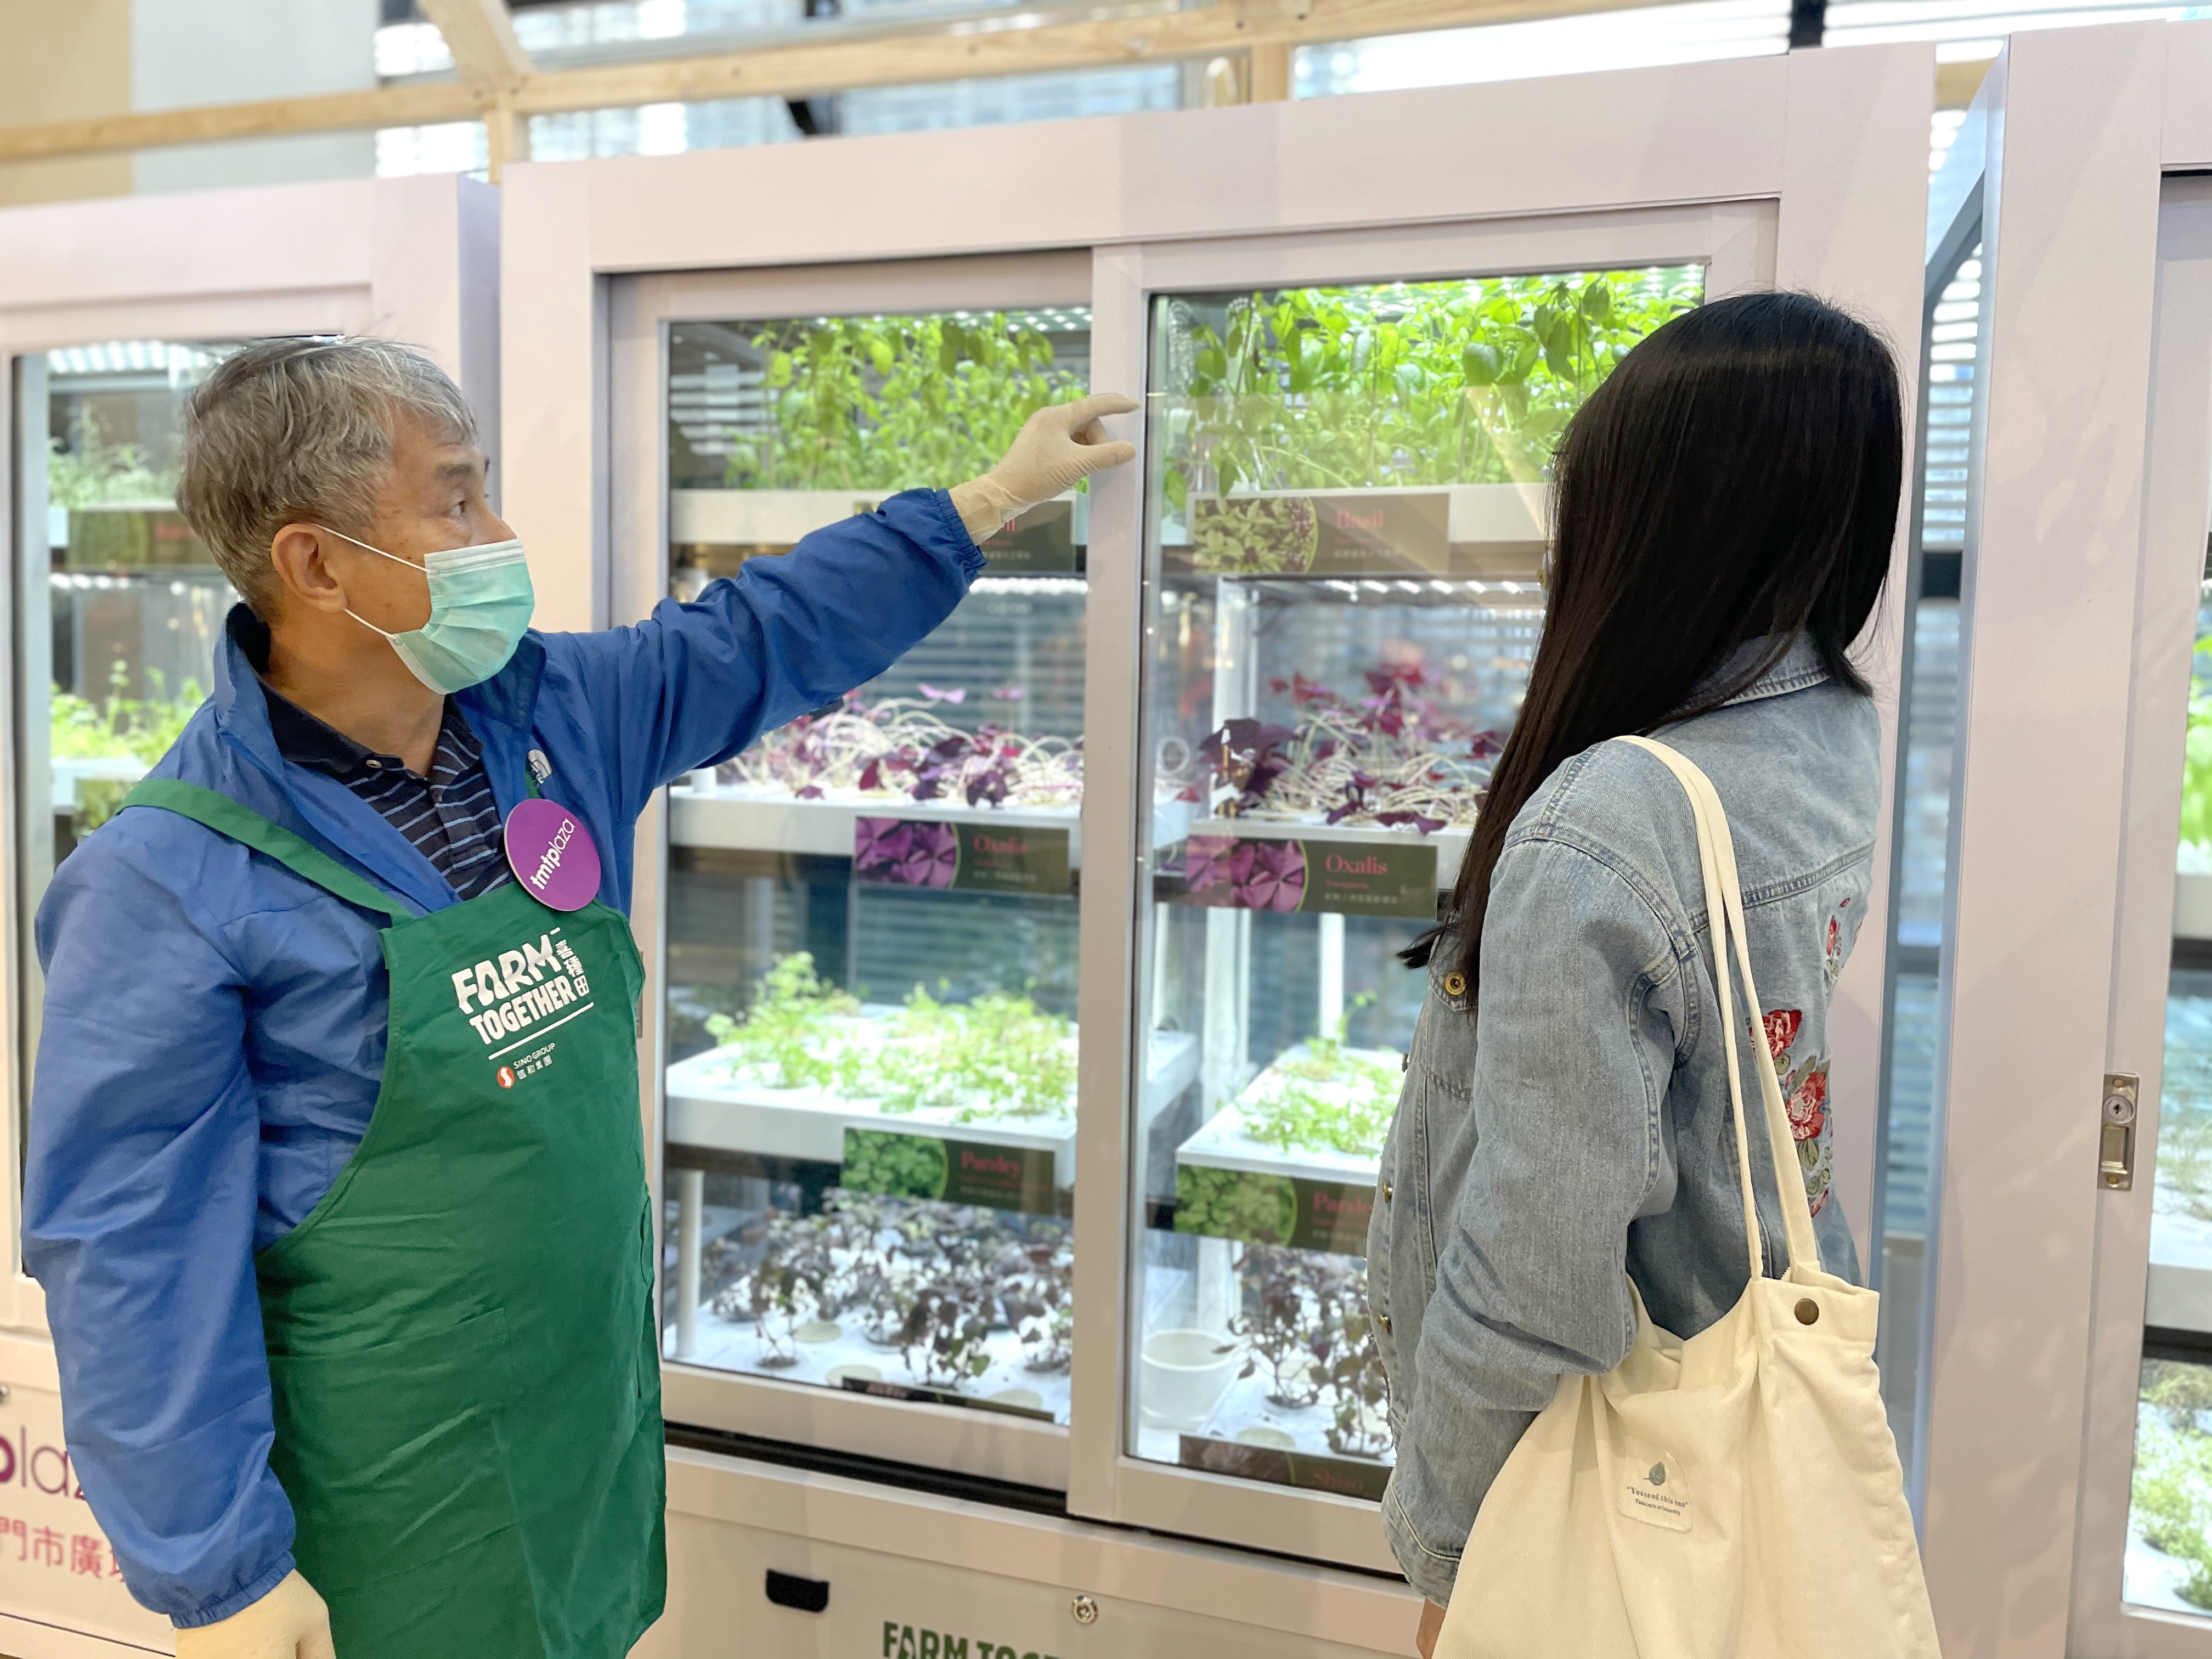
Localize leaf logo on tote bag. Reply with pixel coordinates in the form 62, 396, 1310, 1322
1618, 1446, 1692, 1534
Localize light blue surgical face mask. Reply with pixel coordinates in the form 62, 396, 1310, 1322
318, 527, 535, 695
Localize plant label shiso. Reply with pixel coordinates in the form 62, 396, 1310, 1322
979, 498, 1078, 572
1176, 833, 1435, 919
1177, 1434, 1391, 1498
854, 816, 1071, 895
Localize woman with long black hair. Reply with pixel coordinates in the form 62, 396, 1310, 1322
1367, 291, 1906, 1654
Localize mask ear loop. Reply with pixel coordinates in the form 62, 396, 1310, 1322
310, 524, 426, 574
304, 526, 428, 645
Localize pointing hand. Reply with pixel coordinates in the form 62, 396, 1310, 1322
949, 393, 1141, 539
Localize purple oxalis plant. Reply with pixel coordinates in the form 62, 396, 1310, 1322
1185, 834, 1307, 912
1204, 717, 1297, 815
854, 817, 958, 889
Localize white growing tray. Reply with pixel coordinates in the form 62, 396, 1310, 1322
1174, 1042, 1397, 1187
669, 783, 1198, 864
667, 1012, 1199, 1189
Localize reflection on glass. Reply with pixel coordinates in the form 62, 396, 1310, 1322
17, 340, 236, 912
1132, 268, 1702, 1494
657, 306, 1097, 1425
1874, 241, 1980, 1465
2127, 585, 2212, 1612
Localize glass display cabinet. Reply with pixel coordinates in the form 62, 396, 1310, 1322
21, 341, 238, 874
1125, 265, 1699, 1496
608, 252, 1115, 1488
651, 297, 1195, 1429
522, 44, 1932, 1613
1903, 21, 2212, 1658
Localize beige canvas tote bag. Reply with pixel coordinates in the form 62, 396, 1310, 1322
1434, 735, 1941, 1659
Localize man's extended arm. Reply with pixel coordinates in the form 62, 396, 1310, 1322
549, 396, 1136, 823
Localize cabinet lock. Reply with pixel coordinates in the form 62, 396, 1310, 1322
2100, 1073, 2140, 1191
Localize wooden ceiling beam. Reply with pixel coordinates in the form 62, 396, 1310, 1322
419, 0, 532, 97
502, 0, 1661, 114
0, 82, 481, 163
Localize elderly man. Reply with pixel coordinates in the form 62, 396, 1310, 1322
22, 337, 1133, 1659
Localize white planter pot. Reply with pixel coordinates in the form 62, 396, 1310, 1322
1139, 1327, 1242, 1431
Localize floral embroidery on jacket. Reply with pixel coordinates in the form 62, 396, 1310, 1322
1760, 1003, 1832, 1218
1823, 898, 1854, 990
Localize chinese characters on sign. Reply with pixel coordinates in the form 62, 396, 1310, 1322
0, 1514, 122, 1578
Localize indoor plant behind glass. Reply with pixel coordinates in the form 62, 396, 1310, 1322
727, 311, 1083, 493
1159, 269, 1702, 514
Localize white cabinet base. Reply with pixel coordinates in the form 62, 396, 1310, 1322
645, 1445, 1418, 1658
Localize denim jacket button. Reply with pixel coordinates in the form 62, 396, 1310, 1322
1442, 972, 1468, 997
1378, 1312, 1392, 1335
1382, 1181, 1393, 1203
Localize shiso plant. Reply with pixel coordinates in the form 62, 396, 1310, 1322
1321, 1299, 1391, 1459
1226, 1244, 1333, 1409
711, 1193, 1075, 1393
1210, 1244, 1391, 1458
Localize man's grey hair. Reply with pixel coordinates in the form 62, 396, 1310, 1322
176, 337, 477, 612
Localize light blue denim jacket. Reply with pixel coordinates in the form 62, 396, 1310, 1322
1368, 633, 1877, 1605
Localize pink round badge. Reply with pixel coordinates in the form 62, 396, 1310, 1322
505, 797, 600, 912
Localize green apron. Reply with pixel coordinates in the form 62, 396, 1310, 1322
123, 778, 665, 1659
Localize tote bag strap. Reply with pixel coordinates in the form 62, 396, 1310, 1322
1613, 736, 1822, 1279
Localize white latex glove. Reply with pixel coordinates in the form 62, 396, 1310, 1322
949, 392, 1139, 539
176, 1570, 335, 1659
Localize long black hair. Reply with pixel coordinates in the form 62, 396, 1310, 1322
1406, 290, 1904, 985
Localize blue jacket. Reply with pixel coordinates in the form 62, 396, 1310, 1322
1367, 635, 1878, 1606
22, 490, 982, 1628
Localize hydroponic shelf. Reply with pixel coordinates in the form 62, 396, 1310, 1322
1172, 1044, 1396, 1254
672, 487, 1086, 569
1138, 1363, 1391, 1502
1167, 483, 1550, 579
668, 1301, 1071, 1424
667, 1016, 1200, 1190
670, 784, 1197, 862
1175, 1051, 1395, 1187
